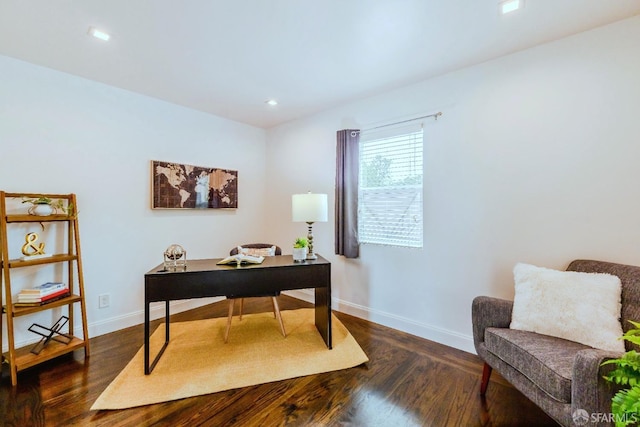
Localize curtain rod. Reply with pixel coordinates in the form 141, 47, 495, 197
350, 111, 442, 137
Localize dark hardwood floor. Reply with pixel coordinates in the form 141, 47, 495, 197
1, 296, 557, 426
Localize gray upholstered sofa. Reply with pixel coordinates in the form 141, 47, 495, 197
472, 259, 640, 426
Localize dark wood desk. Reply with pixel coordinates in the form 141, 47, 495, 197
144, 255, 331, 374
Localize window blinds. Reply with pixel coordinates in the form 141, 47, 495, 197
358, 122, 423, 248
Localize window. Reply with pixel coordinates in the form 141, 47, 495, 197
358, 123, 423, 248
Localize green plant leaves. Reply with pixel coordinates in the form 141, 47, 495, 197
603, 351, 640, 386
602, 321, 640, 426
294, 237, 308, 248
621, 321, 640, 346
611, 387, 640, 426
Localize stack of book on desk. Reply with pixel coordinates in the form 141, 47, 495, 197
15, 282, 70, 307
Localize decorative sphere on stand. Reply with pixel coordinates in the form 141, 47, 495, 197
163, 244, 187, 271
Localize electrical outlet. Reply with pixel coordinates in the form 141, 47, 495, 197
98, 293, 110, 308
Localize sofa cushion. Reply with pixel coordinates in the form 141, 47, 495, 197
484, 327, 592, 403
510, 263, 624, 352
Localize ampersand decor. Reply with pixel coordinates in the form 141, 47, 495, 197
21, 232, 46, 256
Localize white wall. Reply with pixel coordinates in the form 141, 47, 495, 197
2, 16, 639, 356
266, 16, 640, 352
0, 55, 268, 350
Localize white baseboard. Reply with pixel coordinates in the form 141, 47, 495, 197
4, 293, 475, 355
86, 297, 225, 338
283, 289, 475, 354
3, 297, 225, 353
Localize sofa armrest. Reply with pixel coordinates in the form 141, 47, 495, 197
472, 296, 513, 349
572, 348, 624, 419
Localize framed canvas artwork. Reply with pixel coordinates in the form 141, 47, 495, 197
151, 160, 238, 209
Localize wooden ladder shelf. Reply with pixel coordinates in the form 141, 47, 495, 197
0, 191, 90, 386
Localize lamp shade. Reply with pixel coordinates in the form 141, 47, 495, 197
292, 193, 328, 222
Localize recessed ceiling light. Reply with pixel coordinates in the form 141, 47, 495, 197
265, 99, 278, 106
88, 27, 111, 41
500, 0, 522, 14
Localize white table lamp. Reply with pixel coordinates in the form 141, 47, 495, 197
292, 192, 328, 260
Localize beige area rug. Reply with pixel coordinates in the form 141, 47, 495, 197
91, 308, 368, 410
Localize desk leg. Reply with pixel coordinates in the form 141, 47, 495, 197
144, 301, 150, 374
144, 300, 171, 375
315, 286, 332, 349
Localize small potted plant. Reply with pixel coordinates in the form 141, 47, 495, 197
292, 237, 308, 262
22, 196, 72, 216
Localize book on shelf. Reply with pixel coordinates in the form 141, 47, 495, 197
20, 282, 67, 296
217, 254, 265, 265
14, 291, 71, 307
16, 286, 70, 303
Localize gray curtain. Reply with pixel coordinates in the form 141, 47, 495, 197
335, 129, 360, 258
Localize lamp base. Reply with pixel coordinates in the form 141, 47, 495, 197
306, 222, 317, 261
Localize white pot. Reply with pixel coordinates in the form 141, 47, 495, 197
29, 204, 54, 216
292, 247, 307, 262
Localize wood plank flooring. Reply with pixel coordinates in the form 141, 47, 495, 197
0, 296, 558, 426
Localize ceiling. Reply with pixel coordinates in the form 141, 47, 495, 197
1, 1, 639, 129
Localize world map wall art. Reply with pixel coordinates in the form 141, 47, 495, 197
151, 160, 238, 209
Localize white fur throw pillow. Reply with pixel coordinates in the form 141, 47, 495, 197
510, 263, 624, 352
